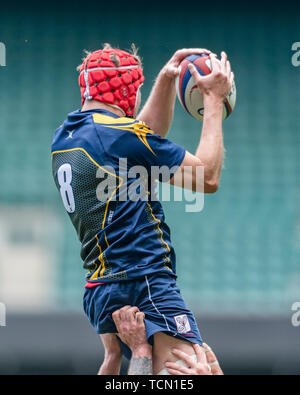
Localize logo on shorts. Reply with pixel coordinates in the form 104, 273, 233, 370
174, 314, 191, 334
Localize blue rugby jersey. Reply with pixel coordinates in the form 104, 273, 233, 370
51, 109, 186, 284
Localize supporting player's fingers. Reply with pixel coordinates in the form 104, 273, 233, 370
118, 305, 132, 314
193, 343, 207, 364
119, 308, 127, 321
165, 362, 191, 375
203, 343, 223, 375
119, 305, 132, 320
208, 357, 223, 376
203, 343, 217, 363
112, 310, 121, 326
166, 368, 186, 376
125, 306, 140, 321
171, 349, 196, 368
120, 305, 132, 311
211, 363, 224, 375
135, 312, 145, 324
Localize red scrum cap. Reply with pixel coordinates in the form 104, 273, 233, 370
78, 47, 144, 117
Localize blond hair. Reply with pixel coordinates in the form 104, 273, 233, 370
76, 43, 142, 71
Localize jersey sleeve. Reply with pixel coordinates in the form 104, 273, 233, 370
122, 122, 186, 181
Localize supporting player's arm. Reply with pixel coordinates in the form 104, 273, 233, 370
170, 52, 234, 193
98, 333, 122, 375
112, 306, 153, 375
137, 48, 212, 138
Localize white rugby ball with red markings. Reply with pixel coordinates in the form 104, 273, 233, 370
176, 54, 236, 121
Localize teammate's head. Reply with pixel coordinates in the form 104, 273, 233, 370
78, 43, 144, 118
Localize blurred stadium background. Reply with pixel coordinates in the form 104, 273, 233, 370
0, 0, 300, 375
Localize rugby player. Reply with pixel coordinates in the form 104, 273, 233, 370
51, 44, 233, 375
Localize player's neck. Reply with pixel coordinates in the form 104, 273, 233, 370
81, 100, 124, 117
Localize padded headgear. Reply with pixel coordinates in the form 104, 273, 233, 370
78, 48, 144, 117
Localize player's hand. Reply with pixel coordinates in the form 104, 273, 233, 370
162, 48, 214, 79
203, 343, 224, 375
112, 305, 151, 354
165, 343, 223, 375
188, 51, 234, 101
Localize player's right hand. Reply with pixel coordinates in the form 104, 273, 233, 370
112, 305, 151, 354
188, 52, 234, 101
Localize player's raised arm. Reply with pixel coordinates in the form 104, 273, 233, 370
137, 48, 212, 138
170, 52, 234, 193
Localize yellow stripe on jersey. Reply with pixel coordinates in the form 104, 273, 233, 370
92, 113, 136, 125
92, 113, 156, 156
146, 202, 172, 270
90, 234, 105, 280
107, 124, 156, 156
104, 232, 109, 248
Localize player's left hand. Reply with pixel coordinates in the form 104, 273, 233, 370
162, 48, 215, 79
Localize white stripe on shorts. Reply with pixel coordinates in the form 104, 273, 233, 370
145, 275, 171, 332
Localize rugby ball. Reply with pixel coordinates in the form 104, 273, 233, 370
176, 54, 236, 121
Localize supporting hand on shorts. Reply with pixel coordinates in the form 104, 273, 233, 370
165, 343, 223, 375
112, 305, 153, 375
112, 305, 149, 353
